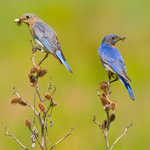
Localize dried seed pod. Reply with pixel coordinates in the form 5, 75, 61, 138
109, 113, 116, 123
28, 74, 37, 86
110, 102, 116, 111
99, 82, 108, 90
100, 93, 110, 106
38, 103, 45, 112
30, 66, 39, 74
101, 120, 107, 130
11, 97, 27, 106
38, 69, 47, 77
25, 119, 31, 129
44, 93, 52, 100
11, 97, 21, 104
99, 82, 109, 95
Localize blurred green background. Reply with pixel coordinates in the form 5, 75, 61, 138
0, 0, 149, 149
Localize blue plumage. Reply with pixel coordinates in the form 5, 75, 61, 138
15, 14, 72, 73
56, 50, 72, 73
98, 34, 135, 100
119, 76, 135, 100
32, 21, 72, 73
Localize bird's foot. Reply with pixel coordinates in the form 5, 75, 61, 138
38, 53, 49, 66
32, 47, 37, 54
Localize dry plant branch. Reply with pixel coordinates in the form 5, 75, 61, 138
3, 124, 29, 150
110, 123, 132, 150
50, 128, 75, 150
5, 46, 74, 150
93, 81, 132, 150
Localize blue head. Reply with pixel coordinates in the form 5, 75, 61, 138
102, 34, 125, 46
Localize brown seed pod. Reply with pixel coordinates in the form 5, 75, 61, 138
11, 97, 21, 104
101, 120, 107, 130
38, 103, 45, 112
99, 82, 109, 95
25, 119, 31, 129
109, 113, 116, 123
38, 69, 47, 77
100, 93, 111, 106
11, 97, 27, 106
110, 102, 116, 111
28, 74, 37, 86
30, 66, 39, 74
44, 93, 52, 100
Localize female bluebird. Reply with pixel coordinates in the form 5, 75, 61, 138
14, 13, 72, 73
98, 34, 135, 100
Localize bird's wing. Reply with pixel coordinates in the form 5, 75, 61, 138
98, 45, 130, 82
32, 21, 66, 61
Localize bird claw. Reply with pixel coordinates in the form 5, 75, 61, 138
32, 47, 37, 54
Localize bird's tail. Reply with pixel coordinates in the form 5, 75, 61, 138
119, 76, 135, 101
56, 50, 73, 73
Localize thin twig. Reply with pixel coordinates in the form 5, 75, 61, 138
49, 128, 75, 150
35, 84, 45, 102
110, 123, 132, 150
93, 115, 101, 129
104, 130, 110, 150
12, 86, 39, 118
32, 52, 37, 67
104, 111, 110, 150
3, 125, 29, 150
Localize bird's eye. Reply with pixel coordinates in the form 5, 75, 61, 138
112, 36, 115, 40
26, 16, 30, 19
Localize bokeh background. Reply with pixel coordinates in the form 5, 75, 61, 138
0, 0, 149, 150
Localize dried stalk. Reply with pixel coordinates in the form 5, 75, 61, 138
110, 123, 132, 150
94, 81, 133, 150
5, 42, 74, 150
49, 128, 75, 150
3, 125, 29, 150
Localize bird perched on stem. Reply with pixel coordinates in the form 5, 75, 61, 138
98, 34, 135, 100
14, 13, 72, 73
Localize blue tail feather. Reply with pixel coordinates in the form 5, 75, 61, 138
56, 50, 73, 73
119, 76, 135, 101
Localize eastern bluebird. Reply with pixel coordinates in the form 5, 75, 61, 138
98, 34, 135, 100
14, 13, 72, 73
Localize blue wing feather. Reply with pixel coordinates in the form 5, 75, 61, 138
98, 43, 134, 100
32, 21, 72, 73
98, 43, 127, 80
119, 76, 135, 100
56, 50, 72, 73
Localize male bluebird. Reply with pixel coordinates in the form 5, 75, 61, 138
14, 13, 72, 73
98, 34, 135, 100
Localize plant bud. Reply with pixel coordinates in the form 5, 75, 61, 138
38, 103, 45, 112
109, 113, 116, 123
101, 120, 107, 130
110, 102, 116, 111
30, 66, 38, 74
44, 93, 52, 100
100, 93, 110, 106
11, 97, 21, 104
38, 69, 47, 77
25, 119, 31, 129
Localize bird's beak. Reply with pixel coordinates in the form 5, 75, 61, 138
14, 18, 21, 24
14, 17, 26, 25
118, 36, 126, 41
112, 36, 126, 46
